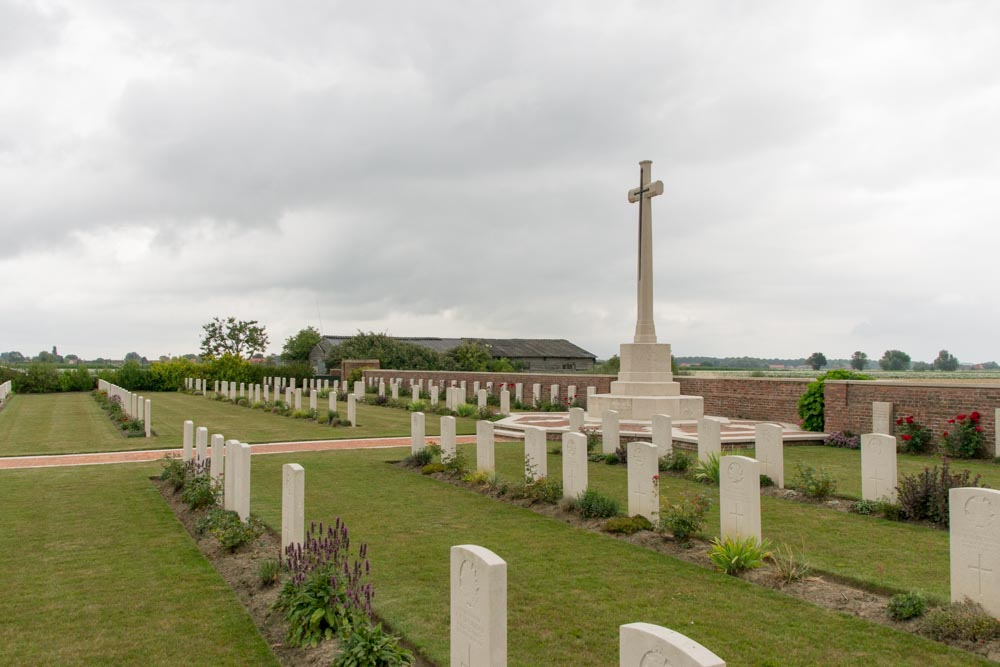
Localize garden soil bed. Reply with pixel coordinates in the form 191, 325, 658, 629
402, 464, 1000, 662
154, 479, 435, 667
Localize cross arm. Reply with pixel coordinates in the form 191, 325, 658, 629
627, 180, 664, 203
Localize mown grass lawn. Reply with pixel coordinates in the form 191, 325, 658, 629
0, 393, 131, 456
0, 463, 276, 666
247, 447, 988, 666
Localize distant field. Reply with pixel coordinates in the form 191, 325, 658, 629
682, 369, 1000, 383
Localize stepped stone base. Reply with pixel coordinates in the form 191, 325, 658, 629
586, 341, 704, 421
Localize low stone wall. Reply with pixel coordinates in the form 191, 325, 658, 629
824, 380, 1000, 438
675, 376, 809, 423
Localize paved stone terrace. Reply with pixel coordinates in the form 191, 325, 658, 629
0, 435, 479, 470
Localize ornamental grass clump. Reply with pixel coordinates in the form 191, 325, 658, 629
941, 411, 986, 458
894, 415, 934, 454
709, 536, 772, 575
276, 519, 374, 648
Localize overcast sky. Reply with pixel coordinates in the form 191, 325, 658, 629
2, 1, 999, 363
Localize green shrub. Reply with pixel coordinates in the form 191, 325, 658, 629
659, 451, 693, 472
896, 459, 984, 526
797, 370, 872, 432
333, 623, 414, 667
708, 536, 772, 575
941, 411, 986, 458
462, 471, 491, 485
919, 601, 1000, 642
180, 471, 219, 510
442, 452, 469, 476
258, 558, 283, 588
408, 400, 427, 412
292, 409, 311, 419
850, 499, 878, 515
794, 462, 837, 500
402, 449, 434, 468
878, 500, 905, 521
277, 520, 374, 648
581, 426, 601, 453
603, 515, 653, 534
603, 453, 619, 465
894, 415, 934, 454
159, 456, 188, 491
691, 453, 721, 485
421, 463, 446, 475
659, 493, 712, 544
769, 542, 811, 584
507, 477, 563, 505
573, 489, 622, 519
456, 404, 477, 418
759, 474, 775, 488
195, 509, 265, 552
887, 591, 927, 621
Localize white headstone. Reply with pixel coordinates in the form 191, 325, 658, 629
182, 420, 194, 462
524, 426, 547, 481
720, 455, 761, 543
411, 412, 426, 454
697, 418, 722, 463
223, 439, 239, 511
136, 395, 145, 420
619, 623, 726, 667
602, 410, 620, 455
196, 426, 208, 463
861, 433, 898, 502
210, 434, 224, 482
294, 388, 302, 410
391, 383, 399, 400
569, 407, 585, 431
378, 381, 386, 398
562, 431, 588, 499
347, 394, 357, 426
282, 463, 305, 552
515, 383, 523, 404
627, 442, 660, 523
440, 415, 457, 461
754, 423, 784, 489
239, 382, 245, 398
872, 401, 893, 435
995, 408, 1000, 458
532, 383, 541, 406
450, 544, 507, 667
478, 389, 488, 410
550, 384, 559, 404
412, 385, 420, 402
652, 414, 673, 458
329, 392, 337, 414
285, 387, 292, 406
567, 385, 577, 404
431, 385, 440, 406
499, 389, 510, 415
144, 399, 152, 437
354, 380, 364, 399
229, 383, 236, 401
234, 443, 251, 521
473, 381, 481, 394
310, 389, 318, 411
477, 420, 495, 473
950, 487, 1000, 617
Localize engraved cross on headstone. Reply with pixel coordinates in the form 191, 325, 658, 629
970, 552, 993, 596
730, 500, 745, 535
627, 160, 664, 345
871, 465, 886, 498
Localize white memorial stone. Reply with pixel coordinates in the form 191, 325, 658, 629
144, 399, 152, 437
431, 385, 440, 406
411, 412, 426, 454
294, 388, 303, 410
515, 383, 523, 404
524, 426, 547, 481
569, 407, 585, 431
602, 410, 620, 455
562, 432, 588, 499
477, 420, 495, 473
754, 423, 784, 489
619, 623, 726, 667
950, 487, 1000, 617
310, 389, 318, 411
391, 383, 399, 400
354, 380, 364, 399
234, 443, 251, 521
872, 401, 893, 435
627, 442, 660, 523
697, 418, 722, 463
196, 426, 208, 463
550, 384, 559, 404
347, 394, 357, 426
861, 433, 898, 502
412, 385, 420, 402
210, 434, 224, 481
441, 416, 457, 461
450, 545, 507, 667
532, 383, 541, 406
500, 389, 510, 415
223, 439, 239, 511
478, 389, 487, 410
652, 414, 672, 458
720, 455, 761, 543
282, 463, 305, 552
182, 420, 194, 462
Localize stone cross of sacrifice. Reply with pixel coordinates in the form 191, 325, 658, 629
627, 160, 663, 345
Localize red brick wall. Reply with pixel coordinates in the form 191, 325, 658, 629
342, 359, 380, 382
675, 377, 809, 422
363, 369, 615, 406
824, 380, 1000, 439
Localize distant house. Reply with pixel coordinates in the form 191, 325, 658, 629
309, 336, 597, 374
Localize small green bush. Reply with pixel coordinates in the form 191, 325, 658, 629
887, 591, 927, 621
258, 558, 283, 588
408, 400, 427, 412
333, 623, 414, 667
797, 370, 872, 432
659, 451, 693, 472
456, 404, 477, 418
659, 493, 712, 545
603, 515, 653, 534
195, 509, 265, 552
402, 449, 434, 468
573, 489, 622, 519
603, 453, 620, 465
794, 462, 837, 500
919, 601, 1000, 642
759, 474, 775, 488
180, 472, 219, 510
160, 456, 188, 491
708, 536, 772, 575
691, 453, 721, 485
850, 499, 878, 515
421, 463, 446, 475
896, 459, 984, 526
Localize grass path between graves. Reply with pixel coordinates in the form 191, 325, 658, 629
0, 463, 277, 666
490, 443, 959, 602
247, 447, 987, 666
0, 391, 478, 456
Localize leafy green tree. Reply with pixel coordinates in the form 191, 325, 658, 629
282, 326, 323, 362
982, 361, 999, 370
35, 350, 56, 363
850, 351, 867, 371
806, 352, 827, 371
200, 316, 269, 359
446, 341, 493, 371
60, 364, 94, 392
2, 351, 25, 363
594, 355, 621, 374
912, 361, 932, 371
325, 332, 444, 371
13, 362, 61, 393
933, 349, 959, 371
124, 351, 145, 363
879, 349, 911, 371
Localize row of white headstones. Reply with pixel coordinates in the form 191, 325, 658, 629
186, 378, 362, 425
97, 379, 152, 437
370, 374, 597, 407
0, 380, 11, 406
411, 409, 1000, 619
